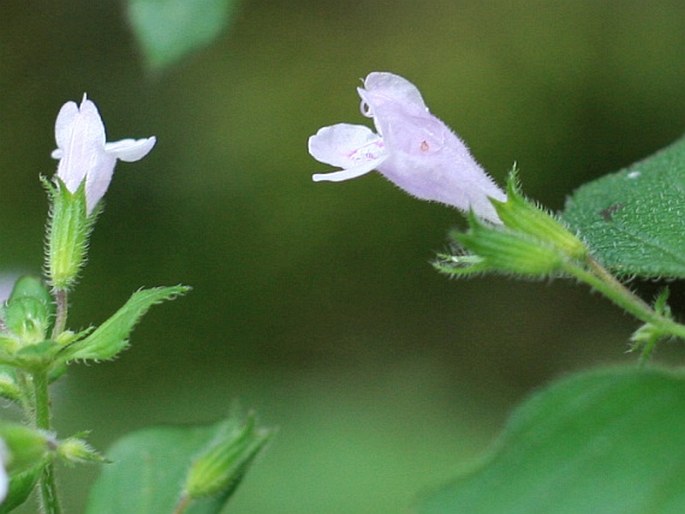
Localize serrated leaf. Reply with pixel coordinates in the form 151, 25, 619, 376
563, 137, 685, 278
59, 285, 189, 362
418, 366, 685, 514
127, 0, 237, 71
85, 416, 268, 514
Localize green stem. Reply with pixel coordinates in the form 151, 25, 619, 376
638, 333, 661, 366
33, 370, 62, 513
27, 288, 70, 513
563, 256, 685, 342
51, 288, 68, 340
33, 371, 50, 429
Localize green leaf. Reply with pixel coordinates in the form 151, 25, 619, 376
0, 464, 43, 514
59, 285, 190, 363
563, 136, 685, 278
0, 422, 52, 512
85, 415, 270, 514
127, 0, 237, 71
418, 366, 685, 514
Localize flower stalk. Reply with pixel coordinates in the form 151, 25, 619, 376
434, 169, 685, 362
51, 289, 68, 340
563, 256, 685, 362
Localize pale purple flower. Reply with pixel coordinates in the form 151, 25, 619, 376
0, 439, 7, 504
51, 94, 156, 214
309, 72, 506, 223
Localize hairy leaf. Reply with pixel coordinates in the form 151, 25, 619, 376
563, 137, 685, 278
59, 285, 189, 362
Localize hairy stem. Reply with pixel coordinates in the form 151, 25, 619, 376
51, 288, 68, 340
29, 288, 70, 512
33, 370, 62, 514
563, 256, 685, 345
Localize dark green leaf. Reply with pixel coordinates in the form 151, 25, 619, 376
418, 366, 685, 514
127, 0, 237, 71
563, 137, 685, 278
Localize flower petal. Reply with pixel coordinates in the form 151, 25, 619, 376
84, 153, 117, 212
359, 73, 506, 222
358, 72, 428, 117
53, 101, 78, 154
54, 96, 107, 193
312, 162, 379, 182
105, 136, 156, 162
308, 123, 387, 168
0, 439, 8, 504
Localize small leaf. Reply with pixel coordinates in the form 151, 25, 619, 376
59, 285, 190, 363
563, 136, 685, 278
0, 464, 43, 514
418, 366, 685, 514
0, 422, 52, 511
127, 0, 237, 71
85, 415, 269, 514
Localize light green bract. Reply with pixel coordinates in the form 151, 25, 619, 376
418, 367, 685, 514
563, 136, 685, 278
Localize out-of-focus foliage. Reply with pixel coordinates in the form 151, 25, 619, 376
127, 0, 238, 71
1, 1, 685, 513
86, 413, 271, 514
564, 136, 685, 278
420, 366, 685, 514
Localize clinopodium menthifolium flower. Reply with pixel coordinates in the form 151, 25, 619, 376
51, 94, 156, 214
308, 72, 505, 223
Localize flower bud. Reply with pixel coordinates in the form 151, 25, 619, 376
0, 372, 20, 403
57, 436, 105, 465
2, 276, 53, 345
184, 414, 271, 500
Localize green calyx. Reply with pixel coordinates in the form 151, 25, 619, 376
492, 170, 587, 259
438, 169, 590, 279
43, 177, 99, 291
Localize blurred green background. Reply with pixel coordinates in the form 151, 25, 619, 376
2, 1, 685, 512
